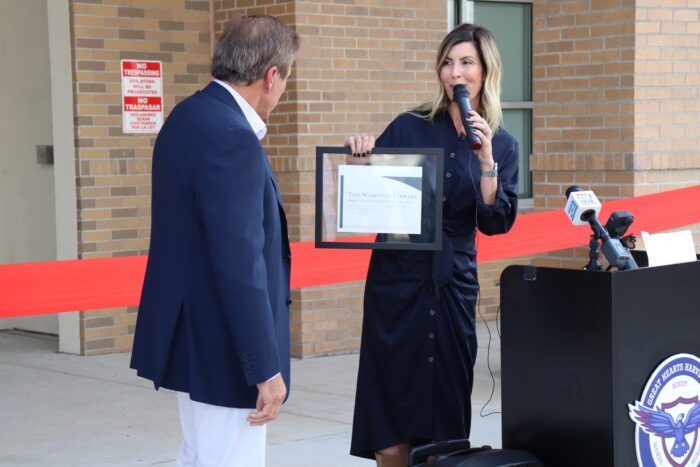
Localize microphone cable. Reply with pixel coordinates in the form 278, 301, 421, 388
461, 113, 501, 418
477, 298, 502, 418
469, 154, 501, 418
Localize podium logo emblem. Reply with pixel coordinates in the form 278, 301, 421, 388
628, 353, 700, 467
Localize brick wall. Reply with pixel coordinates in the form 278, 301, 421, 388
287, 0, 448, 356
532, 0, 637, 208
633, 0, 700, 248
67, 0, 699, 356
290, 0, 450, 357
289, 281, 365, 357
214, 0, 447, 239
69, 0, 451, 357
531, 0, 700, 271
71, 0, 211, 354
214, 0, 448, 357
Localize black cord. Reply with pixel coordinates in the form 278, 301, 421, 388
477, 300, 502, 418
467, 155, 479, 233
496, 302, 501, 339
469, 148, 500, 417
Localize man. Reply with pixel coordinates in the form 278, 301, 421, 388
130, 15, 300, 466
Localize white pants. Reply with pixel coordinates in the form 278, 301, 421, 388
176, 392, 267, 467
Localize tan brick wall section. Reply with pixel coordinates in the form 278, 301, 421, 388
71, 0, 211, 354
633, 0, 700, 250
531, 0, 700, 271
532, 0, 637, 210
68, 0, 699, 356
214, 1, 450, 357
288, 0, 449, 356
71, 0, 453, 356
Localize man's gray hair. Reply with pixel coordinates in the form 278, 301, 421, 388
211, 15, 300, 85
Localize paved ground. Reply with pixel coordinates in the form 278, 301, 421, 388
0, 320, 502, 466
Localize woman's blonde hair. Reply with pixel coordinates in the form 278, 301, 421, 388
415, 23, 503, 133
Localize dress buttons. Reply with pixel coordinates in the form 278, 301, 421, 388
429, 309, 436, 316
441, 195, 446, 202
428, 332, 434, 339
449, 152, 456, 158
445, 172, 451, 178
428, 357, 434, 363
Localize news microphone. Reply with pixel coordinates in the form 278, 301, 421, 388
564, 186, 602, 226
452, 84, 482, 150
564, 186, 638, 270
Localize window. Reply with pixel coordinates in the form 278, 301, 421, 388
451, 0, 533, 198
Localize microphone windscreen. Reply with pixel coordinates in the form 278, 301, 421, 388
565, 185, 581, 199
565, 189, 601, 225
453, 84, 469, 100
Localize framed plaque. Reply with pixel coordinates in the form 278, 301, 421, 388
315, 146, 443, 250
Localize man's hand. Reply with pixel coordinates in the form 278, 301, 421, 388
247, 373, 286, 426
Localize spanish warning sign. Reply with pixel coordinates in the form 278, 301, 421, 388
121, 60, 163, 133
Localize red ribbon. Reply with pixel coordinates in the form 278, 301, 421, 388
1, 185, 699, 319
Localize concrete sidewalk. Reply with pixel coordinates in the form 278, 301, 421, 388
0, 320, 502, 466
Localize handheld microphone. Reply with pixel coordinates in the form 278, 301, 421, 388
452, 84, 482, 150
564, 186, 637, 270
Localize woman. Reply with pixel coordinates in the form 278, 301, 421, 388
345, 23, 519, 466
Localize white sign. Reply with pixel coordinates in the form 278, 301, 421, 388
121, 60, 163, 133
337, 164, 423, 234
641, 230, 698, 267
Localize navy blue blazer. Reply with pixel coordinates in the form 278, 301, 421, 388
130, 82, 292, 409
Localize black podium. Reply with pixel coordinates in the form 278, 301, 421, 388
500, 253, 700, 466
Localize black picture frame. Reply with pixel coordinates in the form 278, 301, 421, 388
315, 146, 444, 250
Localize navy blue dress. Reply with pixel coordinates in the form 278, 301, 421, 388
350, 109, 519, 459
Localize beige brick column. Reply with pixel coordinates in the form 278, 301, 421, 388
632, 0, 700, 248
532, 0, 637, 208
215, 1, 447, 356
71, 0, 211, 354
287, 1, 447, 356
